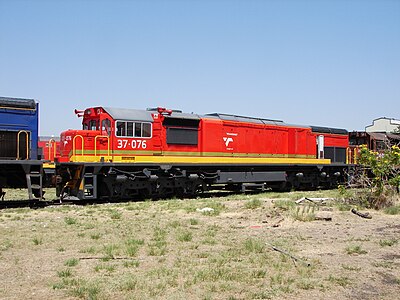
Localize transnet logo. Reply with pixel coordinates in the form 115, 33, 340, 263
223, 137, 233, 147
223, 133, 238, 150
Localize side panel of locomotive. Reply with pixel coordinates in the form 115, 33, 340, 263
55, 106, 350, 201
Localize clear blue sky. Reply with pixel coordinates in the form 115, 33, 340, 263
1, 0, 399, 135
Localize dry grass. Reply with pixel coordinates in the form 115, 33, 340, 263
0, 189, 399, 299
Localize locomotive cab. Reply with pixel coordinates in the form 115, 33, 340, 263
59, 107, 113, 162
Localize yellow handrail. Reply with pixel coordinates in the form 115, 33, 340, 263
72, 135, 84, 157
94, 135, 110, 158
17, 130, 29, 160
353, 148, 358, 164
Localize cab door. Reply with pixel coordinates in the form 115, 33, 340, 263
99, 118, 112, 160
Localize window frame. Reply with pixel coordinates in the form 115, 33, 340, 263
115, 120, 153, 138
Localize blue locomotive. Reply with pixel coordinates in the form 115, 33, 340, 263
0, 97, 42, 200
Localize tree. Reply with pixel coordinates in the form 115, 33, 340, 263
354, 145, 400, 208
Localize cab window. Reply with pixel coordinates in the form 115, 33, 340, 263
89, 120, 98, 130
101, 119, 111, 136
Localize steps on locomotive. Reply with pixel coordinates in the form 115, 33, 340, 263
83, 173, 97, 199
26, 171, 43, 200
241, 183, 266, 192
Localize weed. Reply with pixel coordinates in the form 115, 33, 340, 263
0, 239, 13, 252
274, 200, 296, 211
373, 261, 394, 269
103, 244, 119, 260
168, 220, 181, 228
244, 238, 265, 253
123, 260, 140, 268
83, 223, 95, 229
57, 269, 72, 278
252, 269, 267, 278
327, 275, 351, 287
206, 224, 220, 237
189, 218, 199, 225
291, 205, 316, 222
110, 210, 122, 220
345, 244, 367, 255
64, 258, 79, 267
245, 199, 262, 209
57, 247, 66, 252
77, 232, 85, 238
120, 275, 138, 291
341, 265, 361, 271
202, 237, 217, 245
94, 263, 116, 273
69, 279, 101, 300
335, 201, 352, 211
125, 244, 139, 257
177, 230, 193, 242
296, 278, 319, 290
269, 272, 295, 293
384, 205, 400, 215
90, 233, 101, 240
32, 236, 43, 245
147, 227, 168, 256
79, 246, 96, 254
379, 239, 398, 247
64, 217, 77, 225
148, 243, 167, 256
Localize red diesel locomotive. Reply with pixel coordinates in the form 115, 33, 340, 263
56, 106, 349, 200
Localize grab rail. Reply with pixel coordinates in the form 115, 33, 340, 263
72, 135, 84, 157
48, 138, 57, 161
94, 135, 110, 158
17, 130, 29, 160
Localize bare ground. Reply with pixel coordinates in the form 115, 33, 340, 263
0, 190, 399, 299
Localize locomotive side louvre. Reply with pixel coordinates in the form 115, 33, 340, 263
56, 106, 350, 201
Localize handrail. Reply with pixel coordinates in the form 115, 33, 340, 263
353, 148, 358, 164
347, 146, 359, 164
72, 135, 84, 157
94, 135, 110, 158
17, 130, 29, 160
48, 138, 57, 161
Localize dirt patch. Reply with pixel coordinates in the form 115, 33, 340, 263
0, 190, 399, 299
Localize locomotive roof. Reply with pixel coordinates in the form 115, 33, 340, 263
205, 113, 348, 134
102, 107, 201, 122
310, 126, 348, 135
205, 113, 285, 126
103, 107, 154, 122
0, 97, 36, 109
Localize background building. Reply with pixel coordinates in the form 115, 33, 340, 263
365, 117, 400, 133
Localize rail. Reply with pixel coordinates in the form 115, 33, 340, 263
17, 130, 29, 160
47, 138, 57, 161
94, 135, 110, 158
72, 135, 84, 158
347, 147, 359, 164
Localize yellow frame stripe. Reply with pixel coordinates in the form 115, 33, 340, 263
70, 149, 316, 159
69, 154, 331, 165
